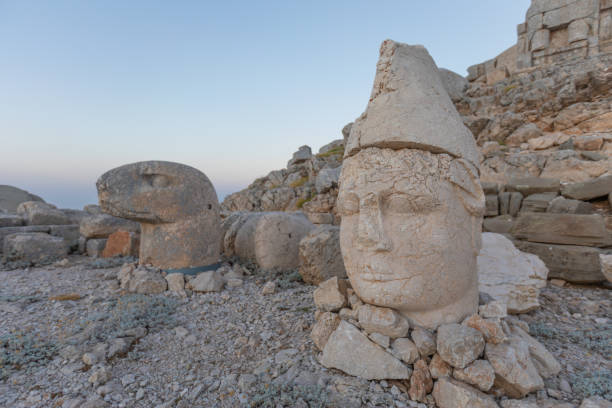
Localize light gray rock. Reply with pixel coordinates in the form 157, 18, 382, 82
521, 193, 558, 212
0, 225, 50, 254
453, 360, 495, 392
0, 213, 23, 227
507, 323, 560, 379
602, 254, 612, 283
86, 239, 108, 258
482, 182, 499, 195
478, 233, 548, 313
189, 270, 225, 293
17, 201, 71, 225
436, 324, 485, 369
320, 321, 411, 380
506, 177, 560, 196
127, 267, 167, 294
483, 215, 515, 234
391, 338, 419, 364
318, 139, 344, 155
514, 241, 605, 283
80, 214, 140, 239
485, 195, 499, 216
60, 209, 88, 224
561, 174, 612, 200
287, 145, 312, 167
310, 311, 340, 351
509, 192, 524, 217
341, 123, 353, 144
579, 397, 612, 408
0, 185, 44, 213
3, 232, 68, 263
438, 68, 468, 102
84, 204, 103, 215
298, 225, 346, 285
531, 29, 550, 51
411, 327, 437, 357
542, 0, 596, 29
358, 304, 409, 338
547, 196, 594, 214
97, 161, 222, 270
49, 225, 80, 251
313, 277, 347, 312
344, 41, 479, 168
315, 167, 341, 194
432, 377, 499, 408
511, 213, 611, 247
506, 123, 543, 146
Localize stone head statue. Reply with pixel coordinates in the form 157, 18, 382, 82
339, 40, 485, 329
97, 160, 222, 270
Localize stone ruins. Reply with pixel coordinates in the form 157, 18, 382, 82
1, 0, 611, 406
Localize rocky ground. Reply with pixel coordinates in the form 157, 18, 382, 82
0, 257, 610, 408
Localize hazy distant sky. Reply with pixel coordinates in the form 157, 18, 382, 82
0, 0, 530, 209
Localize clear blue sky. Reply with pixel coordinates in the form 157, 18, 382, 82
0, 0, 530, 209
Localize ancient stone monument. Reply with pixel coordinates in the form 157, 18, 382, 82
338, 40, 485, 329
97, 161, 222, 270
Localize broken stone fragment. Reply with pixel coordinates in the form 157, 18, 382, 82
505, 322, 561, 378
357, 304, 410, 338
437, 323, 485, 369
390, 337, 419, 364
453, 359, 495, 392
409, 359, 433, 402
127, 267, 168, 294
432, 377, 499, 408
411, 327, 437, 357
313, 277, 348, 312
165, 273, 186, 296
320, 321, 411, 380
310, 312, 340, 351
429, 353, 452, 379
188, 270, 225, 293
464, 315, 507, 345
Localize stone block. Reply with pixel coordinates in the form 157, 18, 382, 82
3, 233, 68, 264
561, 174, 612, 200
102, 230, 140, 258
531, 29, 550, 51
481, 182, 499, 195
437, 324, 485, 369
0, 225, 50, 253
298, 225, 346, 285
543, 0, 596, 29
433, 377, 498, 408
509, 192, 524, 216
357, 303, 409, 338
0, 214, 23, 228
86, 239, 107, 258
483, 215, 515, 234
568, 18, 590, 42
17, 201, 71, 226
314, 277, 348, 312
499, 192, 510, 215
547, 196, 594, 214
80, 214, 140, 239
514, 241, 605, 283
49, 224, 80, 251
511, 213, 610, 247
601, 254, 612, 283
485, 195, 499, 217
506, 177, 560, 196
520, 193, 558, 212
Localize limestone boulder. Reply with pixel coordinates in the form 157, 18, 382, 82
561, 174, 612, 200
320, 321, 411, 380
86, 239, 107, 257
3, 233, 68, 264
126, 267, 167, 294
411, 327, 437, 357
429, 353, 452, 379
505, 322, 561, 379
438, 68, 468, 102
49, 225, 80, 251
80, 214, 140, 239
436, 324, 485, 369
17, 201, 71, 226
0, 185, 44, 213
511, 213, 610, 247
298, 225, 346, 285
464, 315, 507, 344
313, 277, 348, 312
514, 241, 605, 283
409, 359, 433, 402
0, 226, 50, 254
547, 196, 594, 214
602, 254, 612, 283
390, 338, 419, 364
0, 214, 23, 228
453, 359, 495, 392
432, 377, 499, 408
310, 312, 340, 351
357, 304, 409, 338
478, 233, 548, 313
520, 193, 558, 213
505, 177, 560, 196
188, 270, 225, 293
315, 167, 341, 194
483, 215, 515, 234
102, 230, 139, 258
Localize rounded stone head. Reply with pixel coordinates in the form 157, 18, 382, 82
97, 161, 219, 224
338, 148, 485, 329
96, 161, 222, 270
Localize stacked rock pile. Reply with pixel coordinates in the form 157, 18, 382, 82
482, 175, 612, 283
311, 276, 562, 407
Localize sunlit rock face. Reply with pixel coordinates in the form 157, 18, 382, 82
97, 160, 222, 270
339, 40, 484, 329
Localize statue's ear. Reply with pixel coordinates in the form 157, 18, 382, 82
449, 159, 485, 217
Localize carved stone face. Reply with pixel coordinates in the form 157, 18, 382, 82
338, 148, 484, 328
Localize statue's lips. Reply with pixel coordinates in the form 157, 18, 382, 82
348, 252, 441, 282
100, 200, 159, 222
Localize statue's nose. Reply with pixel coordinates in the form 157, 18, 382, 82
356, 195, 392, 252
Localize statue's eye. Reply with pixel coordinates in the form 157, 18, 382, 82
151, 175, 170, 188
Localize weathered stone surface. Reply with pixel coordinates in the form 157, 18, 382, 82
357, 304, 409, 338
409, 359, 433, 402
310, 312, 340, 351
511, 213, 610, 247
86, 239, 107, 258
531, 29, 550, 51
509, 192, 523, 217
579, 397, 612, 408
520, 193, 558, 212
189, 270, 225, 293
506, 322, 561, 379
305, 212, 333, 225
412, 327, 437, 357
97, 161, 222, 270
49, 224, 80, 250
315, 166, 341, 194
0, 214, 23, 228
507, 124, 543, 146
61, 209, 88, 225
102, 230, 139, 258
3, 233, 68, 263
574, 134, 605, 151
368, 332, 389, 348
602, 254, 612, 283
439, 68, 468, 102
232, 212, 314, 270
429, 353, 452, 379
506, 177, 560, 196
17, 201, 71, 226
561, 174, 612, 200
339, 149, 484, 329
514, 241, 605, 283
482, 182, 499, 195
0, 185, 44, 213
464, 315, 506, 344
313, 277, 348, 312
298, 225, 346, 285
287, 145, 312, 167
80, 214, 140, 239
483, 215, 515, 234
344, 41, 479, 167
165, 273, 185, 296
126, 267, 167, 294
0, 226, 50, 253
320, 321, 411, 380
479, 301, 507, 318
478, 233, 548, 313
433, 377, 499, 408
485, 195, 499, 216
547, 196, 594, 214
485, 339, 544, 398
437, 324, 485, 369
390, 338, 419, 364
453, 359, 495, 392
